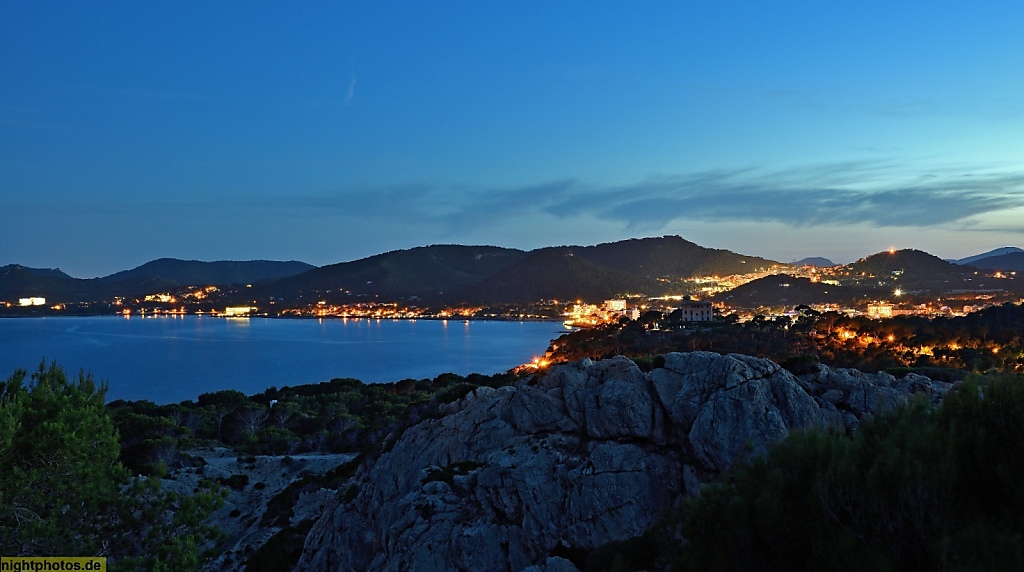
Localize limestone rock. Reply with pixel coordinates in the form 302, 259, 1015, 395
296, 352, 951, 572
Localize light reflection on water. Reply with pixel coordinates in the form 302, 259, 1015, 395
0, 316, 562, 404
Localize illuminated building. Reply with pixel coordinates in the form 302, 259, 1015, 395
604, 299, 627, 312
867, 303, 894, 319
675, 297, 713, 322
224, 306, 255, 317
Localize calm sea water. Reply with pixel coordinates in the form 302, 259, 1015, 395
0, 316, 565, 403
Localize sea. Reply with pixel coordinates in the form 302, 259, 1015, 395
0, 315, 567, 403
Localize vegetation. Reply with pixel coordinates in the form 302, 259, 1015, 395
10, 302, 1024, 569
105, 370, 518, 478
0, 360, 519, 570
554, 372, 1024, 571
548, 302, 1024, 375
671, 372, 1024, 571
0, 363, 221, 570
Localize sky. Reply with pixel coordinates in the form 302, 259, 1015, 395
2, 1, 1024, 278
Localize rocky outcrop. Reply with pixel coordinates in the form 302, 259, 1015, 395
296, 352, 952, 572
796, 366, 953, 432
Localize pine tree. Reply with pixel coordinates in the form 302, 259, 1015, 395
0, 363, 221, 569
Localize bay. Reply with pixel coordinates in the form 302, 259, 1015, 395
0, 316, 565, 403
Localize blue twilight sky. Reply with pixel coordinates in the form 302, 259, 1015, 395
2, 1, 1024, 278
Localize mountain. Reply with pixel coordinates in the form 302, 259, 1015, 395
793, 257, 835, 267
953, 247, 1024, 265
261, 245, 529, 302
458, 247, 661, 303
101, 258, 315, 286
0, 265, 75, 280
0, 265, 99, 302
1, 259, 317, 303
965, 252, 1024, 272
573, 235, 779, 277
845, 249, 986, 291
713, 275, 859, 307
261, 237, 776, 304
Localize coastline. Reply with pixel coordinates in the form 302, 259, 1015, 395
0, 317, 565, 403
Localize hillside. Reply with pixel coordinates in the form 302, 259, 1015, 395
457, 247, 662, 303
845, 249, 986, 291
574, 235, 779, 277
261, 245, 529, 302
953, 247, 1024, 265
965, 252, 1024, 272
1, 259, 316, 304
794, 257, 836, 267
101, 258, 315, 286
261, 238, 776, 304
0, 265, 102, 302
713, 274, 862, 307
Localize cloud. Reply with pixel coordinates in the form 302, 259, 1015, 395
388, 164, 1024, 233
345, 72, 356, 104
53, 162, 1024, 239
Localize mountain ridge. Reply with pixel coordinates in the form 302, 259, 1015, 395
4, 239, 1020, 306
953, 247, 1023, 265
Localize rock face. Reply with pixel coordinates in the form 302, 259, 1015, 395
296, 352, 952, 572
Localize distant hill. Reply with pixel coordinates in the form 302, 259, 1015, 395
573, 235, 778, 277
846, 249, 977, 290
793, 257, 835, 267
713, 275, 860, 307
965, 252, 1024, 272
261, 237, 775, 304
0, 265, 99, 302
953, 247, 1024, 265
850, 249, 958, 275
261, 245, 528, 302
0, 265, 75, 280
13, 239, 1015, 308
458, 247, 661, 303
1, 259, 316, 303
101, 258, 314, 286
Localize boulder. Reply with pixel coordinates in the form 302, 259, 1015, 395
296, 352, 951, 571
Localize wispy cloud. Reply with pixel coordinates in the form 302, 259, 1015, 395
345, 71, 356, 104
64, 163, 1024, 237
300, 164, 1024, 233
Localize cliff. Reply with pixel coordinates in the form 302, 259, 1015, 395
295, 352, 951, 571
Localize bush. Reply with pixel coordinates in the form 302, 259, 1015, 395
218, 474, 250, 490
435, 383, 477, 405
674, 373, 1024, 571
779, 354, 820, 375
0, 363, 221, 568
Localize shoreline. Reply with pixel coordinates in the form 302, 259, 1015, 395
1, 312, 565, 323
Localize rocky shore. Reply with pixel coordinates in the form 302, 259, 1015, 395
292, 352, 952, 571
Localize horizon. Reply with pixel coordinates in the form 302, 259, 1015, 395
3, 2, 1024, 278
5, 236, 1022, 280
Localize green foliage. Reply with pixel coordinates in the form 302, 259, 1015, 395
631, 355, 664, 373
261, 455, 363, 528
674, 373, 1024, 571
218, 474, 250, 490
549, 302, 1024, 376
435, 383, 478, 405
0, 363, 221, 570
779, 353, 821, 375
0, 363, 127, 556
